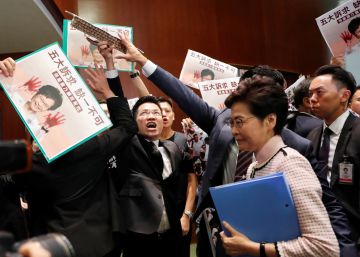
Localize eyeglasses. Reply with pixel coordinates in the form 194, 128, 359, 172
138, 110, 162, 118
227, 116, 255, 128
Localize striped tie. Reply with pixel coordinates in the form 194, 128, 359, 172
234, 150, 253, 181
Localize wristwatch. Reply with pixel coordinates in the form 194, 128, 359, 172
259, 242, 267, 257
183, 210, 194, 219
130, 70, 140, 78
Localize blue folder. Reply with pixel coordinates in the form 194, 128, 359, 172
209, 172, 300, 243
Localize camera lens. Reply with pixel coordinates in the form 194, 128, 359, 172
15, 233, 76, 257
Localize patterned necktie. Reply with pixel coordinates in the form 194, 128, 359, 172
234, 150, 253, 181
318, 127, 333, 165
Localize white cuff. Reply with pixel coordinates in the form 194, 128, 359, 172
142, 60, 157, 78
105, 69, 118, 79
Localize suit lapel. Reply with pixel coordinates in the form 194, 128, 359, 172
310, 126, 323, 158
331, 114, 355, 186
136, 136, 163, 179
160, 140, 179, 175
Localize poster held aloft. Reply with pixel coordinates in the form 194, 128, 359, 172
63, 12, 134, 72
179, 49, 238, 89
197, 77, 240, 110
0, 43, 112, 162
316, 0, 360, 83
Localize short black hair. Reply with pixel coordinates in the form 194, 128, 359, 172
351, 86, 360, 103
240, 65, 286, 88
348, 17, 360, 37
34, 85, 63, 110
225, 76, 288, 135
314, 65, 356, 98
293, 78, 312, 109
201, 69, 215, 80
157, 96, 173, 109
132, 95, 162, 118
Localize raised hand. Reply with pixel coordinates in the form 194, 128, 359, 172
84, 64, 115, 99
181, 117, 195, 134
330, 55, 345, 67
114, 32, 148, 66
97, 41, 114, 60
97, 40, 116, 70
0, 57, 16, 77
43, 112, 65, 130
21, 77, 41, 92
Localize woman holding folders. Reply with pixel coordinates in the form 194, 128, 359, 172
220, 76, 339, 257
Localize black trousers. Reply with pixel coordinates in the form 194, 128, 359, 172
122, 230, 181, 257
180, 222, 193, 257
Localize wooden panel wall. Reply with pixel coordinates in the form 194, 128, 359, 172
73, 0, 337, 131
0, 0, 338, 139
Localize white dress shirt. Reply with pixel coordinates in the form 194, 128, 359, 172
142, 60, 157, 77
321, 110, 350, 183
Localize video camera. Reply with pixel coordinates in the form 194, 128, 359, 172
0, 140, 32, 175
0, 231, 75, 257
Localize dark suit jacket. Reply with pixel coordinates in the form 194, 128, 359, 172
148, 65, 358, 257
107, 74, 185, 235
308, 113, 360, 239
113, 135, 183, 235
13, 97, 137, 257
0, 180, 27, 241
286, 111, 323, 138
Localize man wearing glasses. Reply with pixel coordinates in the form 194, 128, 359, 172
111, 95, 184, 257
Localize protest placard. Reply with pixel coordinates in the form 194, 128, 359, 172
63, 19, 134, 72
0, 43, 112, 162
316, 0, 360, 83
179, 49, 238, 89
197, 77, 240, 109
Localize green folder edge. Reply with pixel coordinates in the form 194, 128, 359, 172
0, 42, 113, 163
62, 19, 134, 72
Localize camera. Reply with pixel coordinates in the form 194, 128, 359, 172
0, 140, 32, 175
0, 231, 75, 257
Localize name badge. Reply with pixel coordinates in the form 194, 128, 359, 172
338, 162, 353, 185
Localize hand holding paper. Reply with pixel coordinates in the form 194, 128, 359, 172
84, 64, 115, 99
0, 57, 16, 77
96, 41, 114, 60
330, 55, 345, 67
93, 40, 115, 70
114, 33, 148, 66
220, 221, 254, 256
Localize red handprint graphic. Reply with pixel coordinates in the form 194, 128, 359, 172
340, 31, 353, 47
20, 76, 41, 92
42, 112, 65, 131
80, 45, 90, 58
218, 103, 226, 110
193, 70, 201, 80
